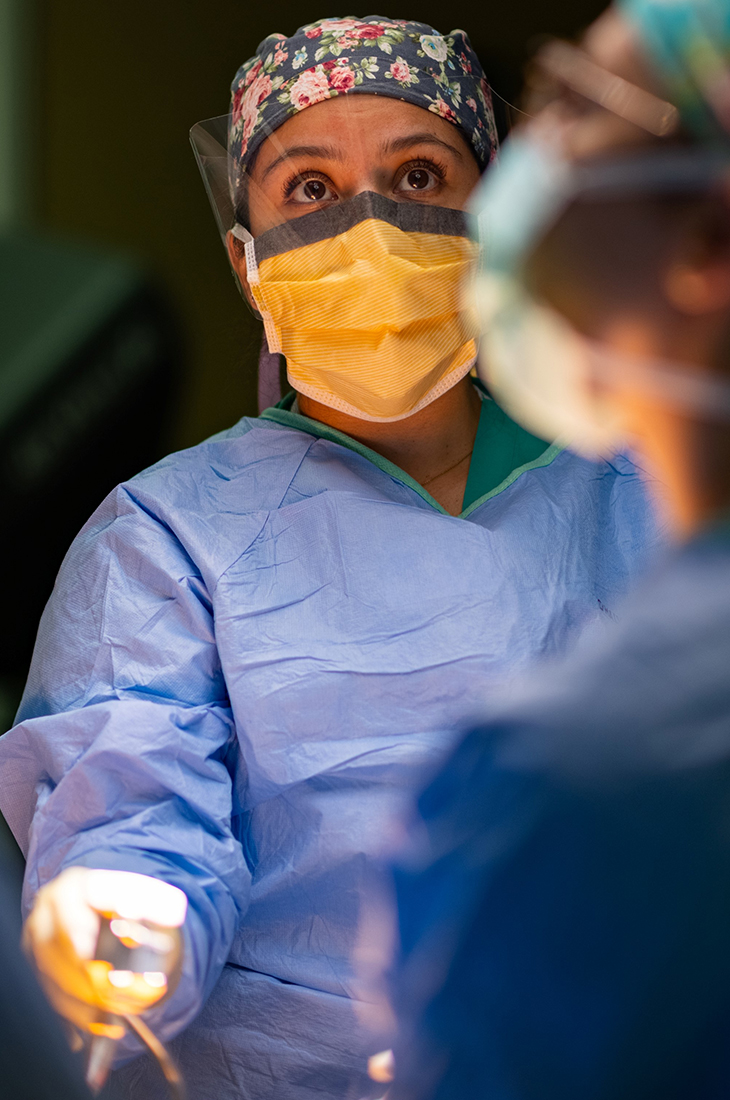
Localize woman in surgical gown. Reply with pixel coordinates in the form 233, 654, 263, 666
0, 16, 660, 1100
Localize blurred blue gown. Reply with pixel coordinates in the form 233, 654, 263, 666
391, 518, 730, 1100
0, 395, 659, 1100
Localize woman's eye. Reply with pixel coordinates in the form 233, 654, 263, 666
396, 167, 438, 193
289, 177, 335, 204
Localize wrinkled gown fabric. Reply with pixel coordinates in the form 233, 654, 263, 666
0, 411, 658, 1099
391, 521, 730, 1100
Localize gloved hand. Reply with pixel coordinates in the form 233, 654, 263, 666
24, 867, 188, 1034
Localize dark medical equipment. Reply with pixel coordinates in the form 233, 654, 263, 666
0, 231, 182, 690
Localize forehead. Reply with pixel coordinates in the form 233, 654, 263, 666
251, 95, 473, 174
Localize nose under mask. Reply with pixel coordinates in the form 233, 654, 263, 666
236, 192, 480, 422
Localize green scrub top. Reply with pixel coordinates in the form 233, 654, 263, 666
462, 385, 552, 510
259, 385, 557, 519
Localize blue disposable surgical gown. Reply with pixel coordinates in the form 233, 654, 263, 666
391, 518, 730, 1100
0, 400, 659, 1100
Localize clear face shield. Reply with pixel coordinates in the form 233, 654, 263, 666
190, 89, 484, 421
468, 38, 730, 457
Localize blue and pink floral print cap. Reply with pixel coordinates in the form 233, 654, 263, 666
228, 15, 498, 183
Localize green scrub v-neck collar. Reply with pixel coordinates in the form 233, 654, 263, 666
462, 388, 556, 511
258, 387, 560, 519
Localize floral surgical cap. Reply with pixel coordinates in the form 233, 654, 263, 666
228, 14, 498, 187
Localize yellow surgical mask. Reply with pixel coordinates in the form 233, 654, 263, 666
237, 192, 479, 422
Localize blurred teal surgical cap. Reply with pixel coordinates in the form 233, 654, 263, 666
622, 0, 730, 141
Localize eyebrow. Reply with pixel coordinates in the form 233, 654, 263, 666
261, 131, 466, 180
379, 132, 465, 160
261, 144, 346, 179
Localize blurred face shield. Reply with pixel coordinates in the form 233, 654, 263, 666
470, 35, 730, 457
190, 91, 483, 421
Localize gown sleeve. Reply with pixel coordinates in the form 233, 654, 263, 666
0, 481, 249, 1051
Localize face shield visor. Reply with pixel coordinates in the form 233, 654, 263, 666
469, 36, 730, 457
190, 87, 485, 422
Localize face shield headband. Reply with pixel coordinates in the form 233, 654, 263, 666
470, 137, 730, 455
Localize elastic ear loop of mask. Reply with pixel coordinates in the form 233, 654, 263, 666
230, 224, 283, 354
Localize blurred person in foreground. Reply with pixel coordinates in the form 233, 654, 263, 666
0, 15, 662, 1100
388, 0, 730, 1096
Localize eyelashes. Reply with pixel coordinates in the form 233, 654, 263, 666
282, 169, 330, 200
280, 156, 449, 202
396, 156, 448, 185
